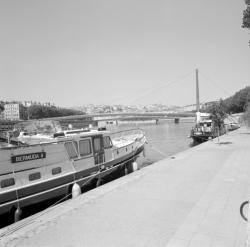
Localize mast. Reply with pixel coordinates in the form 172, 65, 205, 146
196, 68, 200, 112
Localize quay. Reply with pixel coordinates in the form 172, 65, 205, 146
1, 127, 250, 247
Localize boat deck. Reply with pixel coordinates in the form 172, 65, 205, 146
1, 127, 250, 247
112, 134, 144, 148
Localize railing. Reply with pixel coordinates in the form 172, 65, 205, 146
109, 128, 145, 141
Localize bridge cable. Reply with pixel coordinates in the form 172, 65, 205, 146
108, 70, 195, 105
199, 71, 232, 98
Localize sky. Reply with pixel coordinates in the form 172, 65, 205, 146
0, 0, 249, 107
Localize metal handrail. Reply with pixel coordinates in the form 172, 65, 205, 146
109, 128, 145, 140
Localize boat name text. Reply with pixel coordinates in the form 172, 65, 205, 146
11, 152, 46, 163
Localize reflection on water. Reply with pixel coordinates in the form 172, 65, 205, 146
110, 120, 195, 166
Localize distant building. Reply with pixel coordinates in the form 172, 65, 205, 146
4, 103, 20, 120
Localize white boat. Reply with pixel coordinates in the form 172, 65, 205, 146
0, 120, 146, 221
190, 112, 214, 142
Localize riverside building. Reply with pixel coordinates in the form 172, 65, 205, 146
4, 103, 20, 120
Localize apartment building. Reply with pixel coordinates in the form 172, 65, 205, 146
4, 103, 20, 120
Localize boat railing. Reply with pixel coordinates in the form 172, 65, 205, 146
191, 125, 215, 135
109, 128, 145, 141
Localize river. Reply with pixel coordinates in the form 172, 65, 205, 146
110, 119, 195, 167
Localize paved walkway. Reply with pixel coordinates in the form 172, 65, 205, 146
1, 127, 250, 247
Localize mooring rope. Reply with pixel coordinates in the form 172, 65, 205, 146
146, 143, 168, 158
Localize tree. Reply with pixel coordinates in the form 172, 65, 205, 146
222, 87, 250, 113
27, 104, 84, 119
19, 104, 28, 120
242, 0, 250, 44
207, 101, 227, 129
0, 103, 4, 112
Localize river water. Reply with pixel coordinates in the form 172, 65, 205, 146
111, 119, 195, 167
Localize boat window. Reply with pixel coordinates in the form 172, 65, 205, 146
79, 139, 92, 156
103, 136, 113, 149
93, 137, 101, 152
65, 142, 78, 159
1, 178, 15, 188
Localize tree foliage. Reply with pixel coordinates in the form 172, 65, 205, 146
19, 104, 28, 120
222, 86, 250, 113
203, 87, 250, 129
0, 103, 4, 112
206, 100, 227, 129
243, 0, 250, 44
27, 105, 84, 119
202, 87, 250, 115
